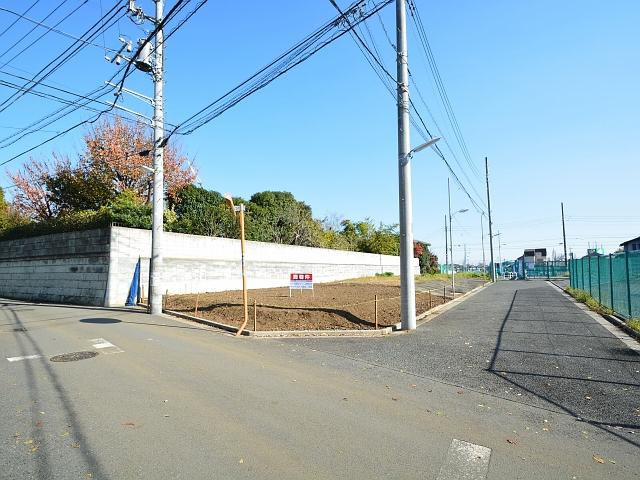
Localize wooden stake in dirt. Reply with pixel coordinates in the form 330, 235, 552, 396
374, 294, 378, 330
164, 289, 168, 310
429, 290, 432, 309
194, 293, 199, 317
443, 285, 446, 300
253, 299, 257, 331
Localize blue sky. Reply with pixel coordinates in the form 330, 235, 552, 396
0, 0, 638, 264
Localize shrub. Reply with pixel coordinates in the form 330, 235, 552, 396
375, 272, 394, 277
627, 319, 640, 333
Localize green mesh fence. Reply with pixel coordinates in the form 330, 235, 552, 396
524, 261, 569, 278
598, 255, 611, 310
629, 252, 640, 318
570, 251, 640, 319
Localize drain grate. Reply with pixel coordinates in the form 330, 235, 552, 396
50, 351, 98, 362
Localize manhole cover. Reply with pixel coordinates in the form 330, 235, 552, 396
50, 351, 98, 362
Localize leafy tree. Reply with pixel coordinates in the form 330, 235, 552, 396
170, 185, 237, 237
46, 156, 114, 213
8, 157, 59, 220
415, 240, 439, 274
7, 116, 196, 220
83, 116, 195, 201
0, 187, 26, 231
246, 191, 321, 246
361, 223, 400, 255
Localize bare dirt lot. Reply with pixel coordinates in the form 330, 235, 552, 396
165, 278, 452, 331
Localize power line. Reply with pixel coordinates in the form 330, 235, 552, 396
406, 0, 482, 181
163, 0, 393, 143
0, 3, 119, 57
0, 0, 42, 40
0, 1, 127, 114
353, 7, 486, 214
0, 0, 199, 168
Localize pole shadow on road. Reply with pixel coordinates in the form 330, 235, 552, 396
486, 287, 640, 449
4, 305, 110, 479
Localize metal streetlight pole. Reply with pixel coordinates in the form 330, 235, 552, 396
447, 179, 468, 296
444, 214, 448, 274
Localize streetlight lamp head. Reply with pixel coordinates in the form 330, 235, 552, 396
412, 137, 441, 154
458, 208, 469, 214
223, 193, 237, 216
140, 165, 155, 174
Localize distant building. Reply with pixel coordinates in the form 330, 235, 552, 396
514, 248, 547, 278
620, 236, 640, 252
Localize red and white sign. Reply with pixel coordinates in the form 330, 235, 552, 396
290, 273, 313, 290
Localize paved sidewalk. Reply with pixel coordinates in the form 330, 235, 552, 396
284, 280, 640, 447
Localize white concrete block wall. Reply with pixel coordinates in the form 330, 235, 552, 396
107, 226, 419, 307
0, 229, 110, 306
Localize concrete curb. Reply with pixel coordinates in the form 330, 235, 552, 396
416, 282, 491, 328
547, 281, 640, 350
162, 308, 394, 338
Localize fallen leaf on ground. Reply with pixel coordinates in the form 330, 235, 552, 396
457, 390, 464, 394
71, 442, 80, 448
391, 397, 398, 401
239, 458, 244, 464
35, 421, 43, 428
122, 422, 135, 427
506, 438, 517, 445
342, 397, 348, 401
593, 455, 605, 464
585, 396, 592, 400
23, 439, 33, 445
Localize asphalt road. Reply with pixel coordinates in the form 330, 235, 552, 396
1, 281, 639, 479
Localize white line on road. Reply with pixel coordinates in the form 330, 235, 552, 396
437, 438, 492, 480
6, 354, 42, 362
90, 338, 123, 354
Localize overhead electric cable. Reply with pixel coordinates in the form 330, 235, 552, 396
0, 0, 42, 40
0, 0, 126, 114
162, 0, 393, 144
0, 3, 119, 59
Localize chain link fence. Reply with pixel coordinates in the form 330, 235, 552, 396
569, 251, 640, 319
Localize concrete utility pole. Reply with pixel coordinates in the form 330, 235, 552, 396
485, 157, 496, 282
480, 213, 486, 274
448, 178, 454, 293
561, 202, 568, 267
149, 0, 165, 315
444, 214, 448, 274
396, 0, 415, 330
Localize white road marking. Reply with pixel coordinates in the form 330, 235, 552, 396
437, 438, 492, 480
90, 338, 123, 354
7, 354, 42, 362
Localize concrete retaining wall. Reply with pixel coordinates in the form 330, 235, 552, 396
0, 226, 419, 307
0, 229, 110, 306
107, 227, 419, 307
